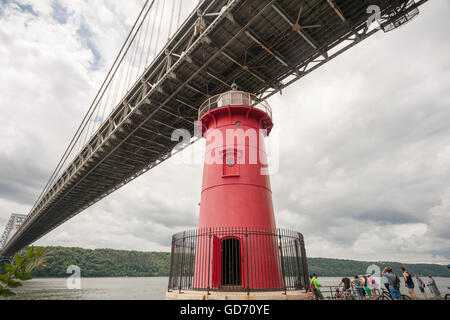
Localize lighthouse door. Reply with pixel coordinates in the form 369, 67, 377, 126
221, 238, 242, 287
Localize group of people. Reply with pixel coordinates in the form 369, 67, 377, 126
381, 266, 441, 300
310, 273, 378, 300
309, 266, 444, 300
338, 274, 376, 299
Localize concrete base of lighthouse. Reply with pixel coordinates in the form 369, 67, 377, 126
166, 290, 313, 301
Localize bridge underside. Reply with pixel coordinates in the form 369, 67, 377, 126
1, 0, 427, 256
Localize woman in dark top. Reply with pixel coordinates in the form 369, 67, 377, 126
339, 276, 351, 291
338, 276, 352, 300
400, 267, 417, 299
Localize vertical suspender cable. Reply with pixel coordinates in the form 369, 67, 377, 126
29, 0, 154, 216
136, 5, 153, 79
146, 0, 160, 67
124, 19, 144, 97
168, 0, 176, 40
154, 0, 166, 60
177, 0, 182, 30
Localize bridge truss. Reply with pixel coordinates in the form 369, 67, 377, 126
0, 214, 27, 252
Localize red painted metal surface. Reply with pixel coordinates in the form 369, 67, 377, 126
193, 91, 282, 290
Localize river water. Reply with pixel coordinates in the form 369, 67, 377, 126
2, 277, 449, 300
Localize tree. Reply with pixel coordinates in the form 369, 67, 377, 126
0, 246, 48, 297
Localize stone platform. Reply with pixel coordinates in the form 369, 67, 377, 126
166, 290, 313, 300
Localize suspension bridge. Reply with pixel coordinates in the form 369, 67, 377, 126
0, 0, 428, 258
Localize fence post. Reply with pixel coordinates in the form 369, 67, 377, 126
179, 231, 186, 293
168, 235, 176, 292
207, 228, 212, 295
278, 230, 287, 295
299, 234, 310, 292
245, 227, 250, 295
294, 237, 303, 290
188, 242, 194, 289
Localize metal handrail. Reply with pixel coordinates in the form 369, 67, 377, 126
319, 285, 382, 300
198, 91, 272, 120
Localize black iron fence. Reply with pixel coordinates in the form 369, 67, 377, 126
168, 227, 309, 294
319, 286, 383, 300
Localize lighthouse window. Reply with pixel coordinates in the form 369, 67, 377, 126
223, 150, 240, 177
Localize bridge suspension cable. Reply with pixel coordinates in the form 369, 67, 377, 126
30, 0, 195, 216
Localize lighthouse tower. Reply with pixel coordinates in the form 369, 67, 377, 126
197, 89, 275, 230
193, 89, 283, 291
167, 88, 310, 300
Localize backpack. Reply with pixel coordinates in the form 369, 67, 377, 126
393, 275, 401, 290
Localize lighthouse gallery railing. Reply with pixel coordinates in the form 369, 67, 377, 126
198, 91, 272, 120
168, 227, 309, 294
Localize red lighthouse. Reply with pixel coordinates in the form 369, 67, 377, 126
167, 88, 309, 299
198, 90, 275, 231
193, 89, 283, 290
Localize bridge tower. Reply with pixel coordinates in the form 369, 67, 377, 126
0, 214, 27, 256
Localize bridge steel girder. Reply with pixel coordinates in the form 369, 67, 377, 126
1, 0, 428, 256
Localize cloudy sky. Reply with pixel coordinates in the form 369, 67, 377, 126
0, 0, 449, 264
